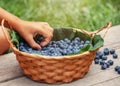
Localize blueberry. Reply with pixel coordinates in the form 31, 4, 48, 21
19, 42, 24, 46
36, 51, 41, 55
73, 48, 79, 53
62, 49, 67, 55
69, 42, 73, 46
51, 53, 58, 56
37, 37, 43, 42
101, 63, 108, 70
79, 44, 84, 48
106, 63, 110, 68
68, 45, 73, 50
113, 53, 118, 59
103, 48, 109, 55
107, 60, 114, 65
64, 38, 71, 44
110, 49, 115, 54
67, 49, 73, 54
36, 40, 40, 44
22, 48, 28, 52
85, 40, 90, 44
100, 61, 105, 65
28, 48, 32, 53
104, 48, 109, 51
94, 59, 99, 64
80, 41, 84, 44
74, 37, 80, 41
52, 41, 56, 44
101, 55, 107, 60
98, 52, 103, 59
117, 68, 120, 74
52, 44, 58, 48
64, 44, 69, 49
95, 55, 100, 59
54, 51, 62, 56
59, 44, 65, 49
83, 44, 88, 47
19, 46, 25, 51
96, 51, 101, 56
114, 66, 120, 71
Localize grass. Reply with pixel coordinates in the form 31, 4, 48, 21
0, 0, 120, 31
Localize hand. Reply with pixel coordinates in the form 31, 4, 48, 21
14, 20, 54, 50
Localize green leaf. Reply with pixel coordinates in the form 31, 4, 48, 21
80, 44, 93, 53
9, 30, 20, 48
90, 35, 104, 51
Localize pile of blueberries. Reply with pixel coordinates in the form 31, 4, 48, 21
19, 37, 90, 56
94, 48, 120, 74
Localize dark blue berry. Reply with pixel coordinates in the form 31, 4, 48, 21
62, 49, 67, 55
98, 52, 103, 59
28, 48, 32, 53
114, 66, 120, 71
101, 63, 108, 70
19, 46, 25, 51
22, 48, 28, 52
101, 55, 107, 60
95, 55, 100, 59
117, 68, 120, 74
96, 51, 101, 55
100, 61, 105, 65
74, 37, 80, 41
80, 41, 84, 44
20, 42, 24, 46
67, 49, 73, 54
94, 59, 99, 64
110, 49, 115, 54
79, 44, 84, 48
64, 38, 71, 44
59, 44, 65, 49
107, 60, 114, 65
103, 49, 109, 55
113, 53, 118, 58
85, 40, 90, 44
104, 48, 109, 51
106, 63, 110, 68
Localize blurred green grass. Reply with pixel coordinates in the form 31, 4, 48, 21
0, 0, 120, 31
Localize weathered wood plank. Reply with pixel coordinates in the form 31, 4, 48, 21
0, 53, 23, 82
98, 25, 120, 45
93, 77, 120, 86
0, 77, 49, 86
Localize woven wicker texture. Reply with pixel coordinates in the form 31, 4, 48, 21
1, 19, 111, 84
15, 50, 96, 84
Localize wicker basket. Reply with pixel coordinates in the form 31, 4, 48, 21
1, 19, 111, 84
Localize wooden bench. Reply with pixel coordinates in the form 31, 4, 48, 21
0, 25, 120, 86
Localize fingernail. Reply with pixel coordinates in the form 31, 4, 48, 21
37, 46, 41, 50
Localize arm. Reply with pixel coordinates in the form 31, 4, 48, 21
0, 7, 54, 49
0, 7, 21, 29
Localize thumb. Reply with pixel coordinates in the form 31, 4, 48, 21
25, 36, 41, 50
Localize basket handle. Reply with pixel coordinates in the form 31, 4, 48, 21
1, 19, 15, 50
75, 22, 112, 38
